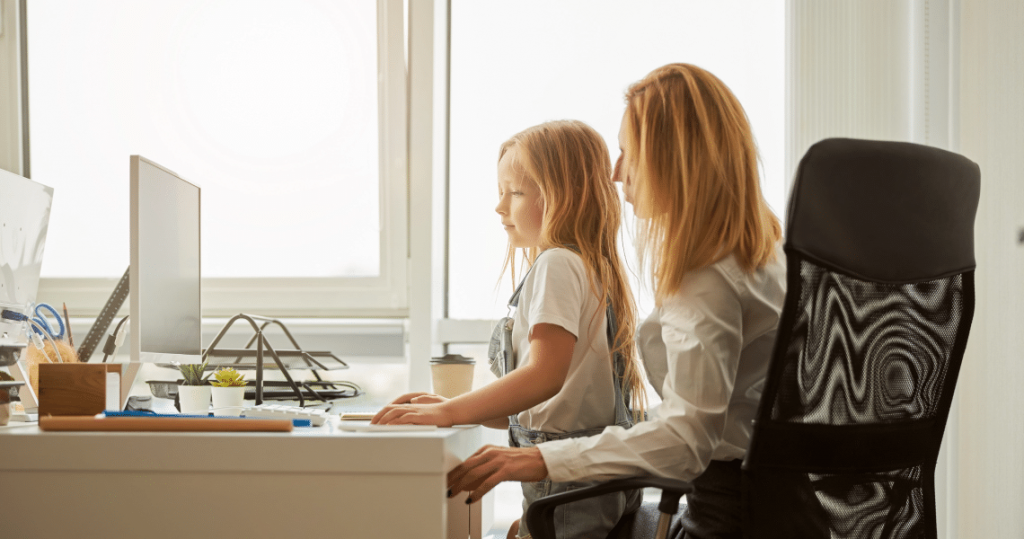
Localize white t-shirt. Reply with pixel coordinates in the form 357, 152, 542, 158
537, 245, 787, 482
510, 247, 617, 433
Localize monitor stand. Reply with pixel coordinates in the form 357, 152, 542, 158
120, 361, 143, 410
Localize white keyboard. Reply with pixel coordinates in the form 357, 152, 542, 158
242, 404, 330, 427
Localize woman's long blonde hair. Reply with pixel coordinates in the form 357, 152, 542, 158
499, 120, 646, 421
624, 63, 781, 302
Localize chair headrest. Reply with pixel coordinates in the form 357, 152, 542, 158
786, 138, 981, 283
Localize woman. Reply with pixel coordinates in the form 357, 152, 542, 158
447, 63, 786, 539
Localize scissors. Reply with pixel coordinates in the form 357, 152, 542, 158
29, 303, 66, 341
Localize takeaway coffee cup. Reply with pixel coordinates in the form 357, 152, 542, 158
430, 354, 476, 399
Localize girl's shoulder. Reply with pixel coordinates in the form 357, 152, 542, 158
539, 246, 584, 263
526, 247, 588, 286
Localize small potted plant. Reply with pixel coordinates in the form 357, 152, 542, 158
209, 367, 247, 416
176, 361, 212, 414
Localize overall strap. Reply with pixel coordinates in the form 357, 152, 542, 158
503, 251, 547, 429
605, 300, 635, 427
508, 249, 556, 308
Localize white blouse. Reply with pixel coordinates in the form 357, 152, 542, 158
537, 246, 787, 482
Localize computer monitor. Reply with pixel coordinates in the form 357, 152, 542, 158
129, 155, 202, 367
0, 168, 54, 413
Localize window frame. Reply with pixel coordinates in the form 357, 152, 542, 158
17, 0, 409, 318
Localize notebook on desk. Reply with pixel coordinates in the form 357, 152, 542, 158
339, 412, 377, 420
336, 404, 382, 421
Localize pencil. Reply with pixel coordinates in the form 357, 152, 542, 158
63, 302, 74, 348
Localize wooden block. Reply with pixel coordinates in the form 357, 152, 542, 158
38, 363, 122, 416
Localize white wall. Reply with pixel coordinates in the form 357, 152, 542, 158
956, 0, 1024, 536
787, 0, 916, 182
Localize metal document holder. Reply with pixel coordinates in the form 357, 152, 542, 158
202, 314, 357, 406
151, 314, 360, 407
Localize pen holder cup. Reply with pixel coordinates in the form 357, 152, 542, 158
37, 363, 122, 416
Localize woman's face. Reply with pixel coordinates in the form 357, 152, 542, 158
495, 145, 545, 248
612, 111, 636, 206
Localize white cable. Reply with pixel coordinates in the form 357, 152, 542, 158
111, 315, 129, 358
30, 331, 46, 351
114, 320, 129, 347
27, 319, 64, 364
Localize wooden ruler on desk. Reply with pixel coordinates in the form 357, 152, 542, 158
39, 415, 294, 432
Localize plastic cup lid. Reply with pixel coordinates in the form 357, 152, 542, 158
430, 354, 475, 364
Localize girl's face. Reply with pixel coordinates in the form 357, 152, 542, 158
612, 111, 636, 206
495, 146, 545, 248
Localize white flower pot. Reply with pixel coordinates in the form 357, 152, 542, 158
211, 386, 246, 416
178, 385, 211, 415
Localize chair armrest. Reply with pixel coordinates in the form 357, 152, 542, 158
524, 477, 693, 539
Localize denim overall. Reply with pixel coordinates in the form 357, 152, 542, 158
487, 254, 642, 538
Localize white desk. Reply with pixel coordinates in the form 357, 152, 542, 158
0, 419, 491, 539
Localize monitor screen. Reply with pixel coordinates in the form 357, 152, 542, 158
130, 155, 202, 363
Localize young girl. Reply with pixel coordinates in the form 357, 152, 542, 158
446, 64, 786, 539
372, 119, 647, 539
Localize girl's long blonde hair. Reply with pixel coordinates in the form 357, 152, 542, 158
624, 63, 781, 302
499, 120, 646, 421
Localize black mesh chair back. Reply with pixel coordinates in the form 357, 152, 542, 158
742, 138, 980, 539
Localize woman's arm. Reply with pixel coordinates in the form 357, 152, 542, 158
536, 267, 746, 482
371, 323, 576, 426
448, 446, 548, 503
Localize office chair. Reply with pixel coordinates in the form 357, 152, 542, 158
525, 138, 981, 539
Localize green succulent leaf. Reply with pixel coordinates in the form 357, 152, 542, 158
177, 361, 210, 386
210, 367, 247, 387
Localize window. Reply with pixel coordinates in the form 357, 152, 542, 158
446, 0, 786, 323
28, 0, 408, 316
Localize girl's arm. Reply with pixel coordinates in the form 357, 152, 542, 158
380, 391, 509, 429
372, 323, 576, 426
481, 417, 511, 429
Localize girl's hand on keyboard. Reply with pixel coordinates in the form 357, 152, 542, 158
387, 392, 449, 405
371, 402, 455, 427
410, 394, 447, 404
